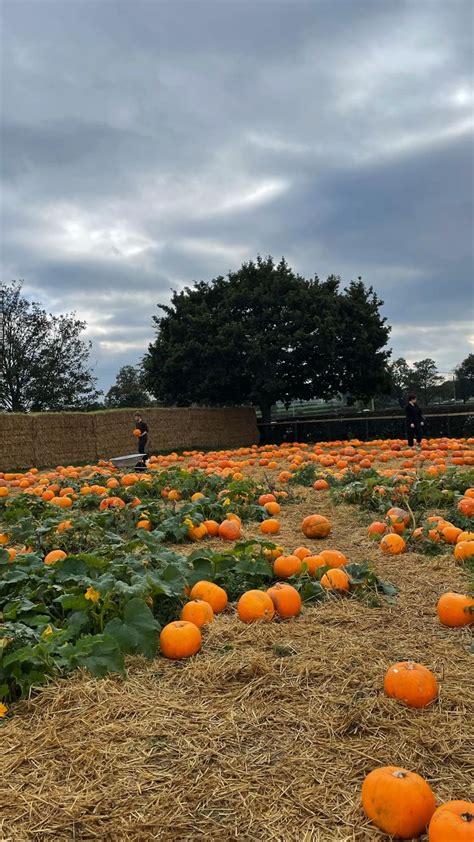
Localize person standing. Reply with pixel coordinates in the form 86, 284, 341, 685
405, 395, 424, 448
133, 412, 149, 457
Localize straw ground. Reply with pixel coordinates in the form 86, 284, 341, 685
0, 490, 473, 842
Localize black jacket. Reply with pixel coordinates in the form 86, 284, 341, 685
405, 402, 424, 426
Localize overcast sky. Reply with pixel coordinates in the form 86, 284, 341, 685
1, 0, 473, 392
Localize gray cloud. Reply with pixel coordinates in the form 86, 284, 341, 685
1, 0, 473, 390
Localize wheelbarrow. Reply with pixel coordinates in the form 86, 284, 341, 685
110, 453, 147, 470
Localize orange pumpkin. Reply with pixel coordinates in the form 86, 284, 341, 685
386, 506, 410, 534
362, 766, 436, 838
189, 581, 228, 613
237, 589, 275, 623
273, 554, 303, 578
384, 661, 438, 708
301, 514, 331, 539
203, 519, 219, 537
180, 599, 214, 628
320, 568, 350, 591
380, 533, 406, 555
454, 541, 474, 562
293, 546, 311, 560
260, 518, 280, 535
44, 549, 67, 565
458, 497, 474, 517
218, 519, 242, 541
159, 621, 202, 659
428, 800, 474, 842
303, 555, 326, 575
258, 493, 277, 506
267, 583, 301, 618
367, 521, 387, 537
313, 479, 329, 490
436, 592, 474, 627
318, 549, 348, 568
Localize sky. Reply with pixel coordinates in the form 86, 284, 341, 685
1, 0, 473, 393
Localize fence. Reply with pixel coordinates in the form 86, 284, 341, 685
257, 412, 474, 445
0, 406, 259, 471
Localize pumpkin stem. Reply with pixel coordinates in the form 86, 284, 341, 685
461, 813, 473, 823
392, 771, 407, 779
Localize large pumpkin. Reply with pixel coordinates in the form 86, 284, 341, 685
267, 583, 301, 619
436, 592, 474, 627
159, 621, 202, 659
301, 514, 331, 539
362, 766, 436, 838
237, 589, 275, 623
428, 800, 474, 842
384, 661, 438, 708
189, 581, 228, 613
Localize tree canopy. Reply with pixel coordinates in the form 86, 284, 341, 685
105, 365, 151, 408
143, 256, 391, 422
454, 353, 474, 402
0, 281, 101, 412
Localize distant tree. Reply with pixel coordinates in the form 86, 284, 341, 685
454, 353, 474, 402
105, 365, 151, 408
409, 358, 443, 405
389, 357, 411, 406
143, 256, 391, 422
0, 281, 101, 412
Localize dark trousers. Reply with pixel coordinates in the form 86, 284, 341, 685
407, 424, 423, 447
138, 435, 147, 455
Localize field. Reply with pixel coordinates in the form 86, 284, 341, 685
1, 438, 473, 841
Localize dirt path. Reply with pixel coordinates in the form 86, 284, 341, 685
1, 491, 472, 842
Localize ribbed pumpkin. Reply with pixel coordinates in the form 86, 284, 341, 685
436, 592, 474, 627
237, 590, 275, 623
301, 514, 331, 539
362, 766, 436, 838
384, 661, 438, 708
320, 568, 350, 591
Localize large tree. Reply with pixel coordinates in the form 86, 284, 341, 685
0, 281, 101, 411
454, 353, 474, 402
388, 357, 411, 406
105, 365, 151, 408
143, 256, 391, 422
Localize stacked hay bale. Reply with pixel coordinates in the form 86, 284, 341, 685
33, 412, 97, 467
0, 413, 35, 471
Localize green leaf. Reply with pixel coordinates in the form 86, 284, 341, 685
104, 598, 159, 658
66, 634, 125, 677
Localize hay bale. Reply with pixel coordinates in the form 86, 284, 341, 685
0, 412, 35, 471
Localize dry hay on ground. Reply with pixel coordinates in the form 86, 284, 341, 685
0, 492, 473, 842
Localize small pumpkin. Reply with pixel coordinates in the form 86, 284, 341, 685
273, 554, 303, 578
159, 621, 202, 659
44, 549, 67, 565
380, 533, 406, 555
237, 589, 275, 623
189, 581, 228, 613
320, 568, 350, 591
301, 514, 331, 539
180, 599, 214, 628
318, 549, 348, 568
218, 518, 242, 541
454, 541, 474, 562
267, 583, 302, 619
302, 555, 326, 575
260, 518, 280, 535
362, 766, 436, 838
428, 800, 474, 842
436, 592, 474, 627
384, 661, 438, 708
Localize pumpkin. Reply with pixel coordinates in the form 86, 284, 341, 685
267, 583, 301, 618
318, 549, 348, 568
237, 589, 275, 623
380, 533, 406, 555
264, 501, 281, 516
187, 523, 208, 541
457, 497, 474, 517
260, 518, 280, 534
454, 541, 474, 562
428, 800, 474, 842
320, 568, 350, 591
436, 592, 474, 627
180, 599, 214, 628
273, 554, 303, 578
133, 428, 141, 437
384, 661, 438, 708
303, 555, 326, 575
293, 546, 311, 560
301, 514, 331, 539
189, 581, 228, 613
44, 549, 67, 565
362, 766, 436, 838
203, 519, 219, 537
258, 493, 277, 506
313, 479, 329, 490
367, 521, 387, 537
218, 519, 242, 541
159, 621, 201, 659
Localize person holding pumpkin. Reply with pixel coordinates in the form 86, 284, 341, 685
405, 395, 424, 448
133, 413, 149, 462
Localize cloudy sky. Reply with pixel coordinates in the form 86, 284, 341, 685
1, 0, 473, 392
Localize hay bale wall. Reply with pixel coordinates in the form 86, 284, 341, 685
0, 407, 259, 470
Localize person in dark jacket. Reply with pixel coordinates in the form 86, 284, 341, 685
133, 413, 149, 456
405, 395, 424, 448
